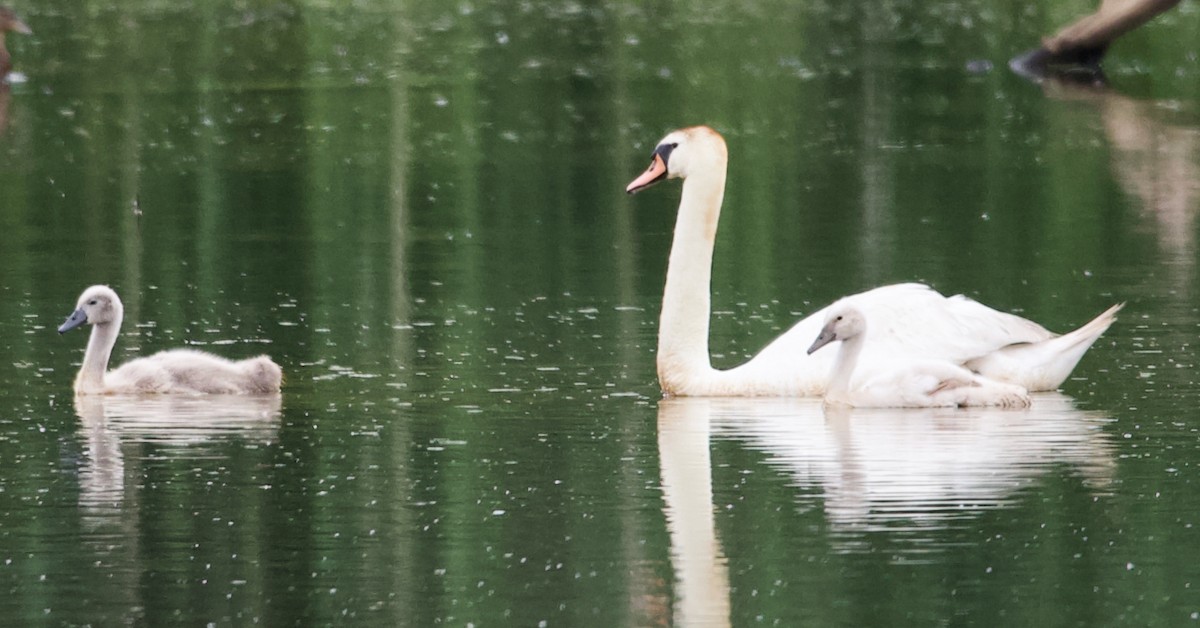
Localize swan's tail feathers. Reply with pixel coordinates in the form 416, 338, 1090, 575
966, 303, 1124, 392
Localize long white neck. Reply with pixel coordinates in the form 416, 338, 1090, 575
76, 321, 119, 394
826, 334, 864, 400
657, 163, 726, 395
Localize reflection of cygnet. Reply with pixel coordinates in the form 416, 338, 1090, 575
59, 285, 283, 395
74, 393, 282, 449
807, 306, 1030, 408
75, 395, 125, 516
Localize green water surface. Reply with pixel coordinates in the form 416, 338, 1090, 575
1, 1, 1199, 626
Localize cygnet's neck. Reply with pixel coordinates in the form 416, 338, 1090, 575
657, 162, 726, 395
77, 321, 119, 393
826, 333, 865, 400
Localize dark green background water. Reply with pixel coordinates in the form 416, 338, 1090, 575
2, 1, 1199, 625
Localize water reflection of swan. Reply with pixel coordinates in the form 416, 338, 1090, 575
657, 396, 1116, 625
75, 393, 282, 514
706, 396, 1114, 529
658, 399, 731, 628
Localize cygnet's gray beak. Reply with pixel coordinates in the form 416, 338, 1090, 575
806, 321, 838, 355
58, 308, 87, 334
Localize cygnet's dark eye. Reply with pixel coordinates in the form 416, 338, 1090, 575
669, 142, 679, 148
88, 300, 97, 305
835, 315, 843, 321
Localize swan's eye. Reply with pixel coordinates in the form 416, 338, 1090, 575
668, 142, 679, 149
88, 300, 97, 306
835, 315, 843, 321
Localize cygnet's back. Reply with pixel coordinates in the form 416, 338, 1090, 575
108, 349, 283, 395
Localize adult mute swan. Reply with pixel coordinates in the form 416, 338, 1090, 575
58, 285, 283, 395
806, 306, 1031, 408
626, 125, 1122, 397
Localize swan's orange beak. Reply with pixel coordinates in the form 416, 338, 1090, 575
625, 154, 668, 194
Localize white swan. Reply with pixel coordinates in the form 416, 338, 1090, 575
806, 306, 1031, 408
58, 285, 283, 395
626, 125, 1123, 397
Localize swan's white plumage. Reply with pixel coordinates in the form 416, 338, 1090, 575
59, 285, 283, 395
807, 306, 1031, 408
964, 302, 1124, 392
627, 125, 1121, 397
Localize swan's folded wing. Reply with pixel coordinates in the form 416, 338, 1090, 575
860, 293, 1054, 364
752, 283, 1052, 367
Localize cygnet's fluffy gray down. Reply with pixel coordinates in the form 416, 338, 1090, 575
59, 285, 283, 395
807, 306, 1031, 409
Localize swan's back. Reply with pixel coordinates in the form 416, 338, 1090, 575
108, 350, 283, 395
756, 284, 1052, 366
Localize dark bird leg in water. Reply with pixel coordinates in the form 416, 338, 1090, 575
1010, 0, 1181, 85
